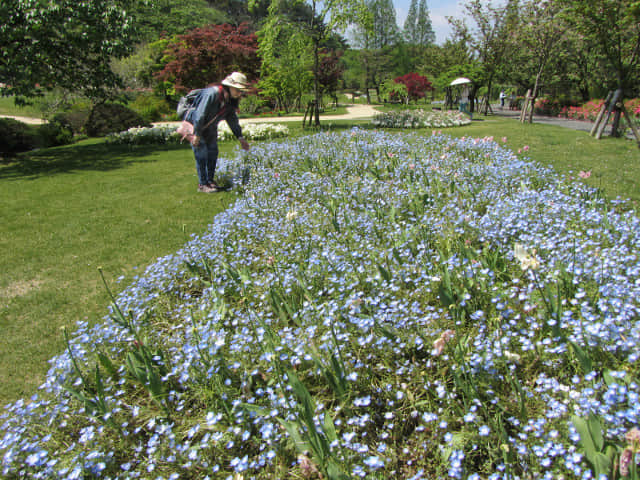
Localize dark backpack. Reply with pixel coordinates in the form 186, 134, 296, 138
176, 89, 202, 120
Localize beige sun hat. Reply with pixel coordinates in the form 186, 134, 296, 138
222, 72, 250, 90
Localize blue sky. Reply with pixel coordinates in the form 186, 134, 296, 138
393, 0, 464, 44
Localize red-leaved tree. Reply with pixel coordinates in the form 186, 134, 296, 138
155, 23, 260, 93
394, 73, 433, 102
317, 49, 345, 106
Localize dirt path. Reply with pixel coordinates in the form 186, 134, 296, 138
0, 115, 47, 125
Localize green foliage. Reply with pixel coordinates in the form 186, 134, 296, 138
0, 118, 39, 156
129, 0, 229, 42
51, 103, 93, 136
0, 0, 139, 99
111, 39, 174, 90
85, 103, 150, 137
404, 0, 435, 45
254, 0, 366, 124
379, 79, 408, 103
0, 118, 73, 156
37, 121, 74, 148
128, 93, 173, 123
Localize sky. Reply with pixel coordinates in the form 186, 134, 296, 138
393, 0, 465, 45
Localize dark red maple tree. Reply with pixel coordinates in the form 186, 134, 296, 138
317, 49, 344, 102
155, 23, 260, 92
394, 73, 433, 102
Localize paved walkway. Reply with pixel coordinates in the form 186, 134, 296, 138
0, 104, 381, 128
487, 105, 599, 133
152, 103, 381, 128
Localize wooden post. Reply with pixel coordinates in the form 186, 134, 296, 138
590, 91, 613, 137
596, 89, 622, 139
620, 103, 640, 148
520, 89, 531, 123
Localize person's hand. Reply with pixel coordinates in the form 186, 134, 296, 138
239, 137, 250, 151
190, 135, 200, 147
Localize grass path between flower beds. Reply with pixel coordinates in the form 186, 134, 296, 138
0, 117, 638, 406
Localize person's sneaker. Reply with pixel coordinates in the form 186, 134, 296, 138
197, 184, 216, 193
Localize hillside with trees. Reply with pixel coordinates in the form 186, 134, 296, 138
1, 0, 638, 130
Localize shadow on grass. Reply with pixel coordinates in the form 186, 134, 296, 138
0, 141, 189, 180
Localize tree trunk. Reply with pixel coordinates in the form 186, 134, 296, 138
611, 108, 622, 137
527, 66, 543, 124
313, 38, 320, 126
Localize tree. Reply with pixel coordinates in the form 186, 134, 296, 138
403, 0, 419, 44
257, 27, 314, 113
129, 0, 229, 42
370, 0, 400, 49
154, 23, 260, 94
318, 49, 345, 106
404, 0, 435, 46
253, 0, 366, 126
449, 0, 519, 115
510, 0, 569, 123
558, 0, 640, 136
0, 0, 140, 100
350, 0, 399, 103
416, 0, 436, 45
394, 72, 433, 102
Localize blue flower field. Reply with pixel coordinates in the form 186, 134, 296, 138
1, 129, 639, 479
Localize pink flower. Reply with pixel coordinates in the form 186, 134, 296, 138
433, 330, 455, 356
620, 448, 633, 477
502, 137, 507, 143
522, 145, 530, 152
626, 427, 640, 444
579, 171, 591, 179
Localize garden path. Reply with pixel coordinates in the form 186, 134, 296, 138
152, 103, 382, 127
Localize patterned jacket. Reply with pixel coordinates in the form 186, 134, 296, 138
186, 85, 243, 141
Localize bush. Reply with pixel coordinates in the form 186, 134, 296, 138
534, 97, 561, 116
51, 102, 92, 135
0, 118, 38, 156
37, 120, 74, 147
85, 102, 150, 137
128, 93, 173, 123
240, 93, 269, 116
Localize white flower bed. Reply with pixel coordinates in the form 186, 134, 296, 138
372, 109, 472, 128
106, 121, 290, 145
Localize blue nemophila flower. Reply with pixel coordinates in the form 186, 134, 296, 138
364, 455, 385, 469
1, 129, 639, 479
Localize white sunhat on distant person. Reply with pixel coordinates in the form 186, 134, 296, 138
222, 72, 250, 90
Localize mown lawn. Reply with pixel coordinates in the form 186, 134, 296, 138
0, 139, 236, 403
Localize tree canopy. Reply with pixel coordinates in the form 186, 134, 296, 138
0, 0, 139, 99
154, 23, 259, 93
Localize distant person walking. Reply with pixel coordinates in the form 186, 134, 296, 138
459, 85, 472, 119
499, 90, 507, 109
180, 72, 251, 193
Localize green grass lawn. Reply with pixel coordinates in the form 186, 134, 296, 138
0, 139, 237, 403
1, 115, 638, 406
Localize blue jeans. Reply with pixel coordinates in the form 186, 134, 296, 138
192, 135, 218, 185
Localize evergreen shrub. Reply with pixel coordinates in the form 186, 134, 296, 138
0, 118, 38, 156
85, 102, 150, 137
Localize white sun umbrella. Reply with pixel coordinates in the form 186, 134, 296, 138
450, 77, 472, 86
